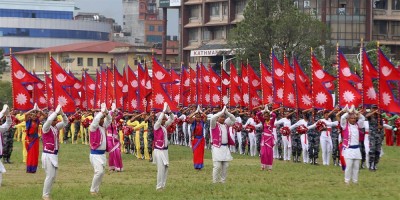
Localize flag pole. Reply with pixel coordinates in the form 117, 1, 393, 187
259, 53, 263, 105
336, 43, 340, 109
310, 47, 314, 122
360, 38, 364, 108
377, 41, 381, 127
10, 48, 14, 109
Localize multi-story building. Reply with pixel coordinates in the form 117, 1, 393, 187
181, 0, 247, 68
0, 0, 113, 54
181, 0, 400, 67
122, 0, 165, 45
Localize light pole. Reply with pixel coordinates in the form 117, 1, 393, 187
356, 49, 376, 65
221, 57, 235, 71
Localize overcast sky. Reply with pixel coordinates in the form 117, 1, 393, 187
73, 0, 179, 36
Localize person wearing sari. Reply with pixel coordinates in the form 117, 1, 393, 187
187, 106, 207, 170
106, 108, 123, 172
257, 105, 278, 171
24, 104, 44, 173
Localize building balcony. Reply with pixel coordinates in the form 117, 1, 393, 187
184, 18, 203, 28
373, 9, 400, 21
372, 34, 400, 45
205, 0, 228, 2
184, 0, 203, 5
205, 17, 228, 26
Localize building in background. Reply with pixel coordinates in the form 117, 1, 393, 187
180, 0, 247, 68
0, 0, 114, 54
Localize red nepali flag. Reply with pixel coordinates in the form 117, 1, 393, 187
50, 57, 76, 113
338, 51, 361, 108
189, 66, 198, 106
32, 75, 47, 109
378, 48, 400, 113
221, 69, 230, 106
171, 68, 181, 105
94, 70, 102, 109
311, 53, 336, 91
229, 62, 242, 107
283, 56, 296, 109
241, 63, 249, 107
200, 64, 211, 107
209, 66, 221, 107
123, 66, 138, 112
152, 57, 177, 111
106, 68, 114, 108
294, 58, 312, 110
45, 72, 54, 109
138, 63, 152, 112
271, 53, 284, 104
362, 48, 378, 106
260, 62, 273, 105
82, 71, 95, 110
247, 64, 261, 109
100, 68, 107, 106
113, 67, 125, 109
69, 72, 84, 110
11, 55, 41, 111
311, 55, 334, 110
180, 66, 190, 107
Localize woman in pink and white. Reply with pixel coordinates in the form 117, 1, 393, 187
274, 109, 296, 161
89, 103, 111, 195
0, 105, 12, 187
257, 105, 278, 171
210, 106, 236, 183
153, 102, 174, 190
340, 105, 365, 184
41, 105, 68, 200
106, 103, 123, 172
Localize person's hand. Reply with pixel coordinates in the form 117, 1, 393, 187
55, 105, 62, 115
111, 103, 116, 112
163, 102, 168, 112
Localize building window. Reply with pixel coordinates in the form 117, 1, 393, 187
203, 28, 211, 41
149, 25, 155, 31
236, 0, 246, 15
188, 28, 198, 42
87, 58, 93, 66
374, 0, 387, 9
146, 35, 162, 42
393, 0, 400, 10
158, 26, 163, 32
222, 2, 228, 17
391, 21, 400, 36
77, 57, 83, 66
97, 58, 104, 66
374, 21, 388, 34
212, 27, 225, 40
210, 3, 220, 17
189, 5, 200, 21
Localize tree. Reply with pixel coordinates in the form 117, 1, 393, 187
0, 81, 12, 107
228, 0, 331, 69
364, 41, 391, 67
0, 49, 8, 75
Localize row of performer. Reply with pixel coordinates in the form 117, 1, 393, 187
0, 103, 395, 199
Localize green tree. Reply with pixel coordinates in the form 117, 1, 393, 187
364, 41, 391, 67
228, 0, 331, 69
0, 49, 8, 75
0, 81, 12, 107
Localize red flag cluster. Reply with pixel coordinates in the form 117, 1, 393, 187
10, 49, 400, 113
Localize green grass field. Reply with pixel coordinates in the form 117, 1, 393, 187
1, 142, 400, 200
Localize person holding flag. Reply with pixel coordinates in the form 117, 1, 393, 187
41, 105, 68, 200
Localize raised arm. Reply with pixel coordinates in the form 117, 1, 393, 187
165, 113, 175, 127
340, 113, 349, 129
154, 112, 165, 130
210, 108, 225, 129
89, 112, 105, 132
42, 112, 58, 133
0, 106, 12, 132
357, 113, 365, 128
56, 112, 68, 130
224, 109, 236, 126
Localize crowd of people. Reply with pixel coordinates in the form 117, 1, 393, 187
0, 102, 398, 200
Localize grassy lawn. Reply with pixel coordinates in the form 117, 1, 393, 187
1, 142, 400, 200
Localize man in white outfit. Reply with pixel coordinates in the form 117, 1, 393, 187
0, 105, 12, 187
153, 103, 174, 190
290, 112, 311, 164
235, 115, 243, 154
41, 105, 68, 200
210, 106, 236, 183
89, 103, 111, 195
274, 109, 295, 161
244, 116, 257, 156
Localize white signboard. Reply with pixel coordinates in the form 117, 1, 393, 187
190, 49, 232, 57
170, 0, 181, 6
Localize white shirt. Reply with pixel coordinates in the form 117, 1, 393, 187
275, 118, 291, 127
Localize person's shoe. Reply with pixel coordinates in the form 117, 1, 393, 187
90, 192, 98, 196
42, 196, 51, 200
6, 157, 11, 164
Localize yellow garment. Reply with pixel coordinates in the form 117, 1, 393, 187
81, 115, 93, 145
127, 120, 141, 158
133, 121, 149, 160
14, 114, 26, 141
56, 115, 64, 143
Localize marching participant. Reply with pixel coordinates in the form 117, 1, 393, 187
89, 103, 111, 195
210, 105, 236, 183
106, 104, 123, 172
365, 106, 384, 171
41, 105, 68, 200
257, 105, 278, 171
24, 103, 45, 173
339, 105, 365, 184
290, 110, 312, 164
274, 108, 296, 161
0, 105, 12, 187
186, 106, 207, 170
2, 109, 17, 164
153, 102, 174, 190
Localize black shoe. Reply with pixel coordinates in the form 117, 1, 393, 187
373, 163, 378, 171
6, 157, 11, 164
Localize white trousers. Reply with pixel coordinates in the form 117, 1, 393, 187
187, 125, 192, 147
344, 158, 360, 183
320, 135, 333, 165
364, 134, 370, 168
273, 130, 279, 158
213, 161, 229, 183
182, 124, 188, 146
155, 161, 168, 190
42, 156, 58, 198
248, 132, 257, 156
237, 132, 243, 154
282, 136, 291, 161
229, 131, 236, 153
300, 134, 309, 163
90, 154, 106, 193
